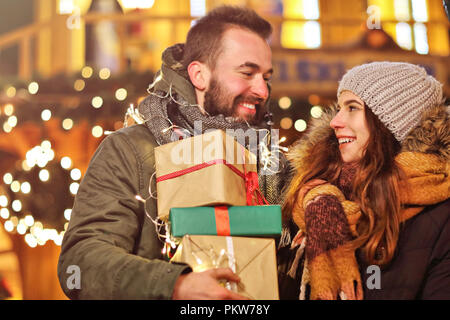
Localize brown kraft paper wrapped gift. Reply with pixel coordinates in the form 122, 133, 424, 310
170, 235, 279, 300
155, 130, 258, 220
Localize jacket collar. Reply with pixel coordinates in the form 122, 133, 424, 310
150, 43, 197, 106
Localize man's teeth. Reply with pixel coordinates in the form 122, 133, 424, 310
338, 138, 355, 144
241, 103, 255, 110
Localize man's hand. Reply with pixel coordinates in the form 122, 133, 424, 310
172, 268, 249, 300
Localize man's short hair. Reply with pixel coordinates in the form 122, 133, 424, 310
182, 6, 272, 70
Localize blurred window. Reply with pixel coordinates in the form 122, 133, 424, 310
281, 0, 321, 49
368, 0, 449, 55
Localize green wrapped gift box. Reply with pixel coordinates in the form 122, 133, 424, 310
169, 205, 281, 238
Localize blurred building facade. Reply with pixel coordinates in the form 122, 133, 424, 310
0, 0, 449, 140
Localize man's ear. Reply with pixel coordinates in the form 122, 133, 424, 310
187, 61, 211, 91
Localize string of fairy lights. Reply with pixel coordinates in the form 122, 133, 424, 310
0, 143, 80, 247
1, 66, 153, 131
0, 66, 154, 248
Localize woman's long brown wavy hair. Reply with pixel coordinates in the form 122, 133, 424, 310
282, 105, 404, 266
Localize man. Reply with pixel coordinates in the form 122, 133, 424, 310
57, 6, 287, 300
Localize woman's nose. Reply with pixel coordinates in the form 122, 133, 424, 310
330, 111, 344, 129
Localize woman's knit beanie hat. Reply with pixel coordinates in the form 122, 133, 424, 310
337, 61, 443, 142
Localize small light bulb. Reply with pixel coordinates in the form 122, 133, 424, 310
0, 208, 9, 219
39, 169, 50, 182
62, 118, 74, 130
74, 79, 85, 91
28, 82, 39, 94
81, 66, 93, 78
3, 173, 13, 184
99, 68, 111, 80
310, 105, 323, 119
115, 88, 127, 101
64, 209, 72, 221
4, 104, 14, 116
12, 199, 22, 212
41, 109, 52, 121
6, 86, 16, 98
70, 182, 79, 195
41, 140, 52, 150
11, 181, 20, 193
61, 156, 72, 169
294, 119, 307, 132
91, 96, 103, 108
24, 215, 34, 227
278, 97, 292, 110
0, 195, 8, 207
4, 220, 14, 232
70, 168, 82, 181
21, 182, 31, 194
92, 125, 103, 138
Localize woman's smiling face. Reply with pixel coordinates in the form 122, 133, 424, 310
330, 91, 371, 163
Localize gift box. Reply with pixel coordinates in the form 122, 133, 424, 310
155, 130, 261, 220
169, 205, 282, 238
170, 235, 279, 300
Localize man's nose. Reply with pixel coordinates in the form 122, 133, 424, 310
251, 76, 269, 101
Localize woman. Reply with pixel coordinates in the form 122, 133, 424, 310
281, 62, 449, 300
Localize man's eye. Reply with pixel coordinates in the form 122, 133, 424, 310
241, 72, 252, 77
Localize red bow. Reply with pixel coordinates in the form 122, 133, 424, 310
244, 170, 269, 206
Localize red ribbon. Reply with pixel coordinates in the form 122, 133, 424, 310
156, 159, 245, 182
156, 156, 269, 205
214, 206, 231, 236
239, 144, 268, 206
244, 171, 269, 206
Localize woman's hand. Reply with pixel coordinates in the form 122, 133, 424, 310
340, 280, 364, 300
300, 179, 327, 207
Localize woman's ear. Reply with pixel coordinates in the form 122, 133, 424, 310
187, 61, 211, 91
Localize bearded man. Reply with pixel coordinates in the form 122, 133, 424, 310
57, 6, 289, 300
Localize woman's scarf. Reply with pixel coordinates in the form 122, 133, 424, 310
290, 151, 449, 300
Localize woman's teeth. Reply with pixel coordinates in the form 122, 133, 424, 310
338, 137, 355, 144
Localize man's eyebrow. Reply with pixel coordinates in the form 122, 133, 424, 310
237, 62, 273, 75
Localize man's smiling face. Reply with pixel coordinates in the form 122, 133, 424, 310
203, 27, 273, 125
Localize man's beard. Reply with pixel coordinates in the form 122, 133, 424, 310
203, 77, 267, 126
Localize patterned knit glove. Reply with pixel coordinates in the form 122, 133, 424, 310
305, 195, 362, 300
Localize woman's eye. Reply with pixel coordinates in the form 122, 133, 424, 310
349, 106, 358, 111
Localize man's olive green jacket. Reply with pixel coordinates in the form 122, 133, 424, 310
57, 124, 191, 299
58, 44, 198, 300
